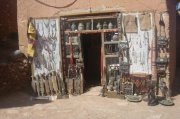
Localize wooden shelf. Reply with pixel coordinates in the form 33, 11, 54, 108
65, 42, 79, 45
65, 29, 118, 34
66, 15, 117, 22
66, 55, 79, 58
104, 41, 119, 44
105, 54, 119, 58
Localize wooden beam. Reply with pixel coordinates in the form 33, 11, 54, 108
65, 29, 118, 34
66, 15, 117, 21
101, 32, 106, 85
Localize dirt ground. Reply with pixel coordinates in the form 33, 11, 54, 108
0, 86, 180, 119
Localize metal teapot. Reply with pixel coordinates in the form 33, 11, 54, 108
157, 36, 168, 46
112, 33, 119, 41
103, 22, 108, 29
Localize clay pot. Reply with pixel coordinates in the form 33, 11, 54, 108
78, 22, 84, 31
96, 22, 102, 30
86, 22, 91, 30
72, 36, 78, 43
103, 22, 108, 29
71, 22, 76, 31
108, 22, 113, 29
112, 34, 119, 41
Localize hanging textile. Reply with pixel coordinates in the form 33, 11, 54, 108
33, 18, 60, 76
124, 15, 137, 33
27, 21, 36, 57
139, 13, 151, 31
123, 13, 153, 74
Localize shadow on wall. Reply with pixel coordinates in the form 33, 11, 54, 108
0, 0, 18, 53
174, 1, 180, 95
0, 0, 18, 35
176, 1, 180, 68
0, 0, 33, 99
167, 0, 180, 96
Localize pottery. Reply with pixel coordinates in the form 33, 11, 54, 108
86, 22, 91, 30
108, 22, 113, 29
103, 22, 108, 29
72, 36, 78, 43
112, 34, 119, 41
96, 22, 102, 30
159, 99, 174, 106
71, 22, 76, 31
127, 95, 142, 102
78, 22, 84, 30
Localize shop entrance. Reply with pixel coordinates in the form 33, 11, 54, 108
81, 33, 102, 90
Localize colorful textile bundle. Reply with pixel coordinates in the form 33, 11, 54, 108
27, 21, 36, 57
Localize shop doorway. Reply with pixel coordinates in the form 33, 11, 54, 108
81, 33, 102, 90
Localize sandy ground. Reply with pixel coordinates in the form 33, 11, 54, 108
0, 86, 180, 119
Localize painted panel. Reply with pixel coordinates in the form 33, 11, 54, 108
33, 18, 60, 75
123, 13, 153, 74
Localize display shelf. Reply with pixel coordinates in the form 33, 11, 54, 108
64, 29, 118, 34
66, 55, 79, 58
65, 43, 79, 45
66, 15, 117, 22
104, 41, 119, 44
105, 55, 119, 58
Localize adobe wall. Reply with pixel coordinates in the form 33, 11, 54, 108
0, 0, 30, 95
17, 0, 176, 91
17, 0, 169, 53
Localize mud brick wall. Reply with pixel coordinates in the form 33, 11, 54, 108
17, 0, 177, 91
0, 0, 17, 39
0, 55, 31, 96
17, 0, 170, 54
0, 0, 30, 95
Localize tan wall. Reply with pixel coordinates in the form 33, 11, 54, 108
17, 0, 176, 90
17, 0, 169, 53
